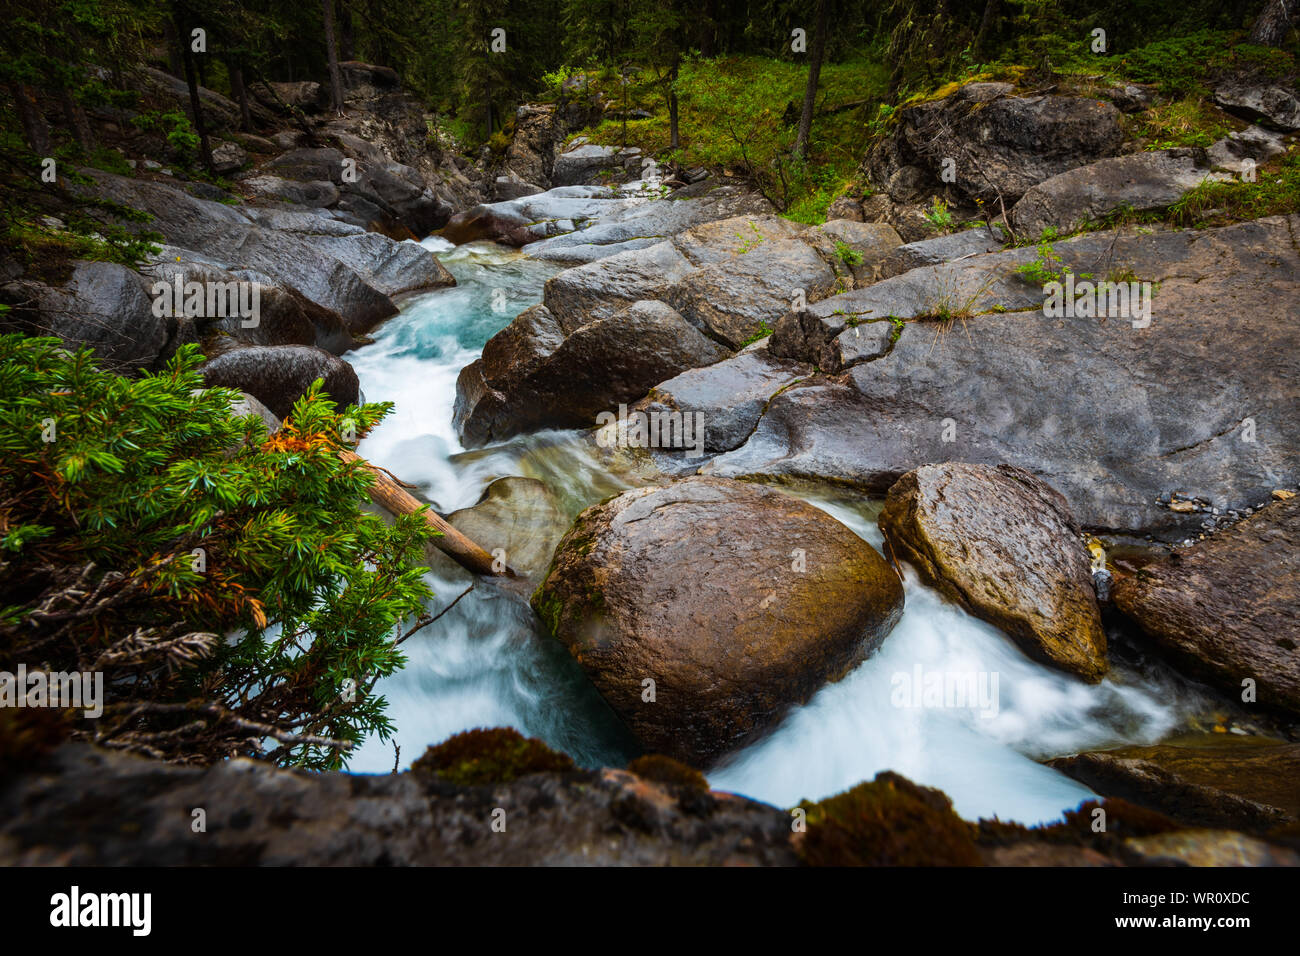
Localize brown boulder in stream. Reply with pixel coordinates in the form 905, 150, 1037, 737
531, 476, 904, 767
878, 463, 1107, 681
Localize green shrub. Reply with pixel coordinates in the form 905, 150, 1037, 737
0, 337, 437, 769
129, 109, 200, 165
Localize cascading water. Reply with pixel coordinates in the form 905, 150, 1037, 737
347, 233, 1210, 825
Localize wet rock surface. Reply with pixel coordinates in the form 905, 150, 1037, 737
202, 345, 361, 419
879, 463, 1107, 681
531, 476, 905, 767
722, 218, 1300, 541
1112, 495, 1300, 716
1048, 736, 1300, 833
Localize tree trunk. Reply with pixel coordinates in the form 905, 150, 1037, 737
228, 58, 253, 131
59, 87, 95, 151
973, 0, 1001, 59
174, 4, 214, 174
1250, 0, 1294, 46
322, 0, 345, 114
338, 451, 510, 577
339, 0, 355, 61
162, 18, 184, 77
793, 0, 829, 160
9, 83, 52, 156
668, 88, 680, 150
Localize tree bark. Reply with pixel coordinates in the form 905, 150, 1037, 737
339, 451, 510, 577
793, 0, 829, 160
973, 0, 1001, 59
58, 87, 96, 151
339, 0, 355, 61
227, 58, 253, 132
322, 0, 345, 114
10, 83, 52, 157
1250, 0, 1294, 46
173, 4, 214, 174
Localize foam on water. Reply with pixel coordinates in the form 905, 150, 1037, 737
347, 239, 1198, 825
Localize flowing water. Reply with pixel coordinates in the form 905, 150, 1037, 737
347, 233, 1212, 825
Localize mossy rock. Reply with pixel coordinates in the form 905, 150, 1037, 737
797, 771, 982, 866
411, 727, 575, 786
0, 706, 73, 777
626, 754, 709, 792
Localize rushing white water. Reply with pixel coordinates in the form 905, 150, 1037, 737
347, 234, 1207, 825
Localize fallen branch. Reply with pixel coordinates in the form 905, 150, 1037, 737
339, 450, 511, 577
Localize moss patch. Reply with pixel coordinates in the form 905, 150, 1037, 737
797, 771, 983, 866
627, 754, 709, 791
411, 727, 575, 785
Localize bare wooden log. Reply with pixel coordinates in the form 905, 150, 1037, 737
339, 450, 510, 577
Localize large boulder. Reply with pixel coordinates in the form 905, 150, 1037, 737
878, 464, 1107, 681
730, 218, 1300, 540
526, 188, 775, 263
1112, 495, 1300, 716
866, 84, 1125, 206
633, 347, 812, 456
552, 143, 638, 187
1011, 149, 1228, 237
201, 345, 360, 419
1214, 81, 1300, 131
0, 260, 170, 371
454, 300, 729, 446
81, 170, 452, 332
1048, 736, 1300, 833
264, 148, 448, 236
665, 236, 845, 348
531, 476, 905, 767
542, 239, 698, 330
142, 253, 355, 355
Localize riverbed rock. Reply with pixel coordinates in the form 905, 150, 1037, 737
201, 345, 360, 419
867, 85, 1125, 206
723, 217, 1300, 541
875, 227, 1006, 280
454, 300, 729, 445
0, 260, 170, 371
0, 742, 799, 866
633, 347, 812, 456
879, 464, 1107, 681
543, 239, 699, 329
1112, 495, 1300, 716
666, 237, 843, 348
229, 391, 282, 434
1011, 149, 1228, 237
447, 477, 567, 579
1122, 829, 1300, 867
81, 169, 451, 331
1047, 736, 1300, 833
142, 254, 355, 355
531, 476, 905, 767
